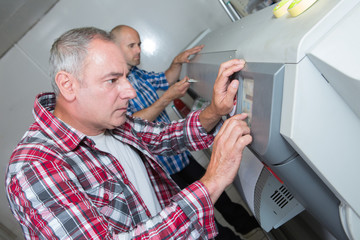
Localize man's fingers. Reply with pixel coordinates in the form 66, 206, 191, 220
214, 59, 245, 99
217, 59, 245, 79
230, 113, 249, 121
216, 115, 251, 142
186, 45, 204, 54
215, 125, 252, 156
181, 45, 205, 63
179, 77, 189, 83
238, 134, 252, 147
225, 79, 239, 103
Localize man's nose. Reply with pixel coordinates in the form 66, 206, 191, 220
120, 78, 137, 99
135, 45, 141, 54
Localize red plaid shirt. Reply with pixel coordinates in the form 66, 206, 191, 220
6, 92, 218, 239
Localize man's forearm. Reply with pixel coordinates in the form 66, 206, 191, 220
165, 45, 204, 86
164, 62, 182, 86
198, 104, 223, 133
132, 95, 173, 121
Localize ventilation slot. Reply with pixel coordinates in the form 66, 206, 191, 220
270, 185, 294, 209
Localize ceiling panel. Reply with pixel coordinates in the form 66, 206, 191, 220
0, 0, 58, 58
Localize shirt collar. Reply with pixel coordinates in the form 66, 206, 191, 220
33, 92, 86, 152
129, 66, 139, 73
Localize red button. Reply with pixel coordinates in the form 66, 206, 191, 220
104, 193, 109, 200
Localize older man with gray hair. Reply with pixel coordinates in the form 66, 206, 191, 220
6, 27, 251, 239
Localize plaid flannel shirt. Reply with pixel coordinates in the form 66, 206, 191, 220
6, 92, 218, 239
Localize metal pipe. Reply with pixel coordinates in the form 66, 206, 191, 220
218, 0, 237, 22
226, 1, 242, 21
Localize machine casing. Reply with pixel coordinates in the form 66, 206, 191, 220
183, 0, 360, 239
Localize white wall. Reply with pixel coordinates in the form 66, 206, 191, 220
0, 0, 230, 238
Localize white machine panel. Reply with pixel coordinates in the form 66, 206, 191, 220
185, 0, 360, 239
197, 0, 358, 63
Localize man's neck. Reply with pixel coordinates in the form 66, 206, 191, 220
53, 96, 105, 136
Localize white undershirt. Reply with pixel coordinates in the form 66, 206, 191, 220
89, 131, 162, 216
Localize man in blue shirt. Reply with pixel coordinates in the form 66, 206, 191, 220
111, 25, 260, 239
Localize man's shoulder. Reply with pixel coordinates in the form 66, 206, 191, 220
7, 128, 66, 177
128, 67, 148, 83
130, 66, 164, 78
130, 66, 146, 75
12, 127, 61, 159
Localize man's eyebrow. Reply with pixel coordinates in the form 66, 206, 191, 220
103, 72, 124, 78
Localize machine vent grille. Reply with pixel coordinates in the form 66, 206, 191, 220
270, 185, 294, 209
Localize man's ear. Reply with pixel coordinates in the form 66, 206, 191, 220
55, 71, 77, 101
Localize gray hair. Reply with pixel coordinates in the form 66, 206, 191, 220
49, 27, 112, 95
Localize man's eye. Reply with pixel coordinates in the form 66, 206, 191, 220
107, 79, 117, 84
